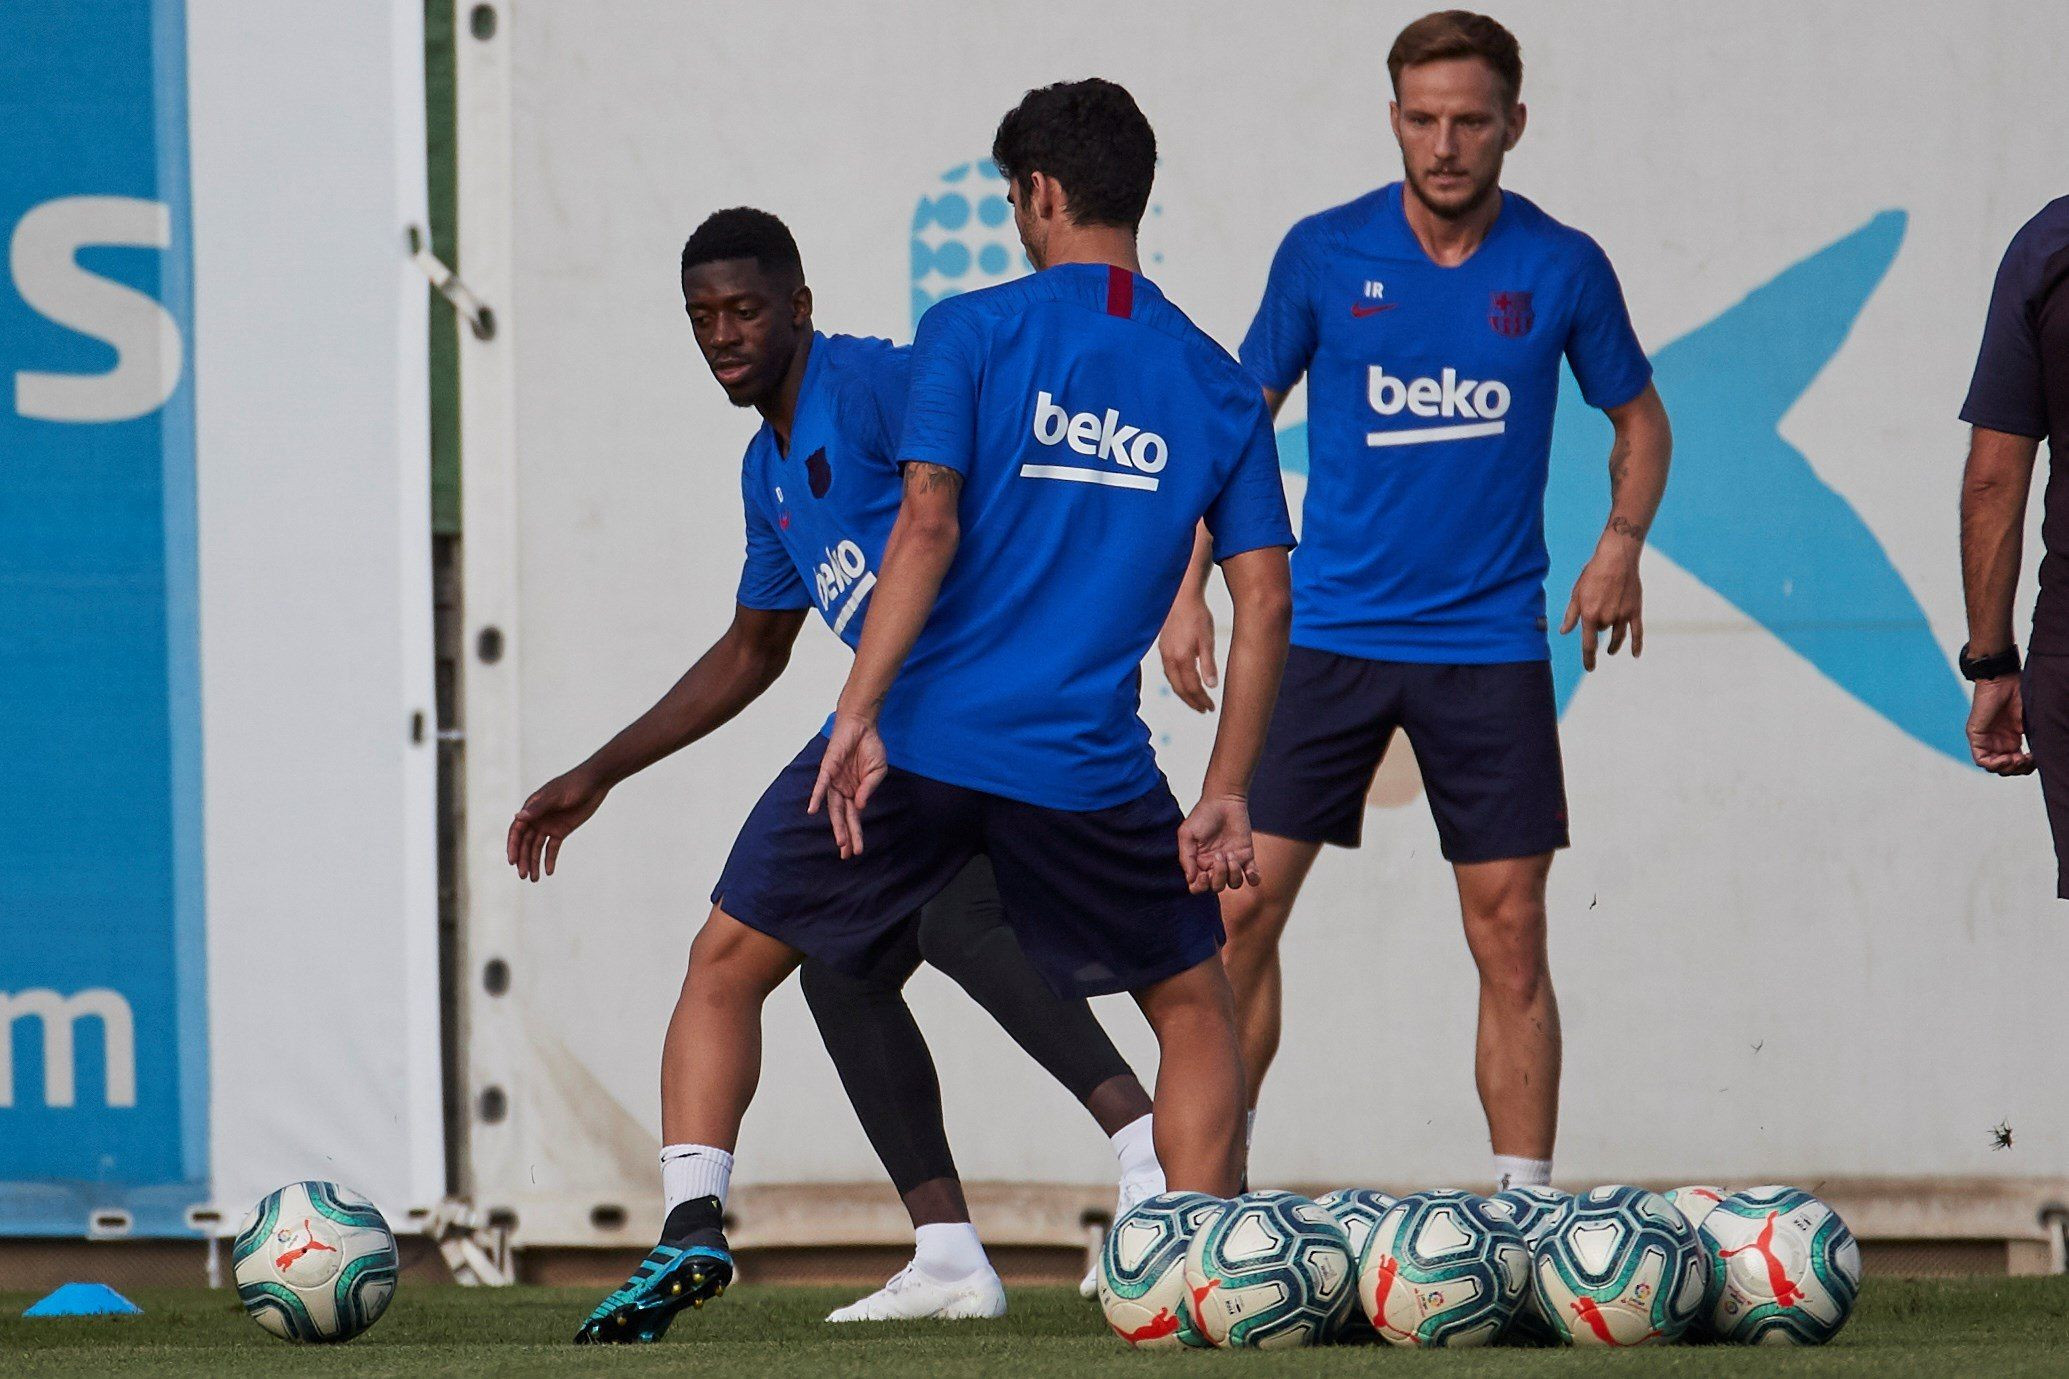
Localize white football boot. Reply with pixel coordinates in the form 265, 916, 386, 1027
1080, 1174, 1163, 1298
825, 1263, 1007, 1322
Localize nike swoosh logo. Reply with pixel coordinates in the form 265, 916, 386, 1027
1349, 301, 1398, 317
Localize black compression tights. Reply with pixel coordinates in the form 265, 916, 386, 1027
798, 855, 1143, 1199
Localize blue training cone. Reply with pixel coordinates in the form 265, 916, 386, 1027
23, 1282, 142, 1317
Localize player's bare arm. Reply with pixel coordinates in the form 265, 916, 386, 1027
1157, 388, 1295, 714
1179, 544, 1292, 893
1960, 425, 2041, 775
1560, 381, 1671, 671
1159, 523, 1221, 711
507, 603, 808, 880
811, 460, 964, 855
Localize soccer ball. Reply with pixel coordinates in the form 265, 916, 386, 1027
232, 1181, 399, 1343
1664, 1184, 1732, 1236
1182, 1191, 1357, 1348
1313, 1188, 1396, 1340
1486, 1185, 1572, 1344
1698, 1186, 1860, 1345
1358, 1189, 1529, 1348
1663, 1184, 1733, 1341
1532, 1185, 1705, 1346
1098, 1191, 1222, 1349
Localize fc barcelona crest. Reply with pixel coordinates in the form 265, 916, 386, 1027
1489, 290, 1533, 338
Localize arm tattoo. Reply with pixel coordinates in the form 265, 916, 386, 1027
1608, 514, 1648, 541
1608, 432, 1632, 499
905, 462, 963, 497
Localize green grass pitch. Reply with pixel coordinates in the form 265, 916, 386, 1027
5, 1279, 2068, 1376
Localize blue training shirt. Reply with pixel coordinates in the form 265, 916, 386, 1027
1241, 184, 1651, 663
735, 332, 910, 648
882, 263, 1295, 811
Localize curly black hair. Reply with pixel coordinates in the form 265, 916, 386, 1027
680, 206, 803, 281
991, 79, 1156, 233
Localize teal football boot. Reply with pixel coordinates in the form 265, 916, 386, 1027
573, 1227, 732, 1344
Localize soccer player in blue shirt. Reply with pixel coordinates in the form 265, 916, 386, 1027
1159, 11, 1672, 1193
594, 78, 1286, 1338
806, 75, 1292, 1204
811, 75, 1291, 1199
509, 209, 1174, 1337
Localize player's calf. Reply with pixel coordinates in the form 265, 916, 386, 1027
1130, 957, 1245, 1196
1455, 855, 1560, 1180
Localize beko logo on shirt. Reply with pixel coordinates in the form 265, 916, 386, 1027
1024, 390, 1167, 491
1366, 365, 1512, 447
814, 539, 876, 636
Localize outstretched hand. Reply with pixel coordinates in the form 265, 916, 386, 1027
809, 711, 889, 858
1178, 795, 1261, 894
507, 767, 610, 881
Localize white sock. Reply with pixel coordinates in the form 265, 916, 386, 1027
913, 1221, 989, 1281
1493, 1154, 1552, 1192
1110, 1114, 1164, 1195
661, 1143, 733, 1213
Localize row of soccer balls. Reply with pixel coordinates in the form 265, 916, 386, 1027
1099, 1183, 1862, 1350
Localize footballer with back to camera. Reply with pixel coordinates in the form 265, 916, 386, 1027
1159, 9, 1672, 1192
514, 79, 1295, 1343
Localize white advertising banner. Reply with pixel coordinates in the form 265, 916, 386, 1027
464, 0, 2069, 1245
188, 0, 445, 1231
3, 0, 442, 1238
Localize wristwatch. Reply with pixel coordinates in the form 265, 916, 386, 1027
1958, 643, 2022, 681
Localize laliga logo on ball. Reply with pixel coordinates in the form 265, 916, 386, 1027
1031, 391, 1168, 474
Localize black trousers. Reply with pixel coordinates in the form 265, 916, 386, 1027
798, 856, 1135, 1194
2025, 653, 2069, 897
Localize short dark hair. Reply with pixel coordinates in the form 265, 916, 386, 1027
991, 79, 1156, 233
1387, 10, 1523, 106
680, 207, 803, 280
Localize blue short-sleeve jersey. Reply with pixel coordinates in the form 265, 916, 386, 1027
735, 332, 909, 646
885, 263, 1295, 810
1241, 184, 1651, 662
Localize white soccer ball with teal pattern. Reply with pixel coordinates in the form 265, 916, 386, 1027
1098, 1191, 1221, 1349
1182, 1191, 1356, 1348
1664, 1184, 1732, 1236
1313, 1188, 1396, 1340
1698, 1186, 1860, 1345
1486, 1185, 1573, 1344
1531, 1185, 1705, 1346
1358, 1190, 1529, 1347
232, 1181, 399, 1342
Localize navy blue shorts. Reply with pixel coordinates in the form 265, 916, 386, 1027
1248, 646, 1569, 863
712, 736, 1223, 997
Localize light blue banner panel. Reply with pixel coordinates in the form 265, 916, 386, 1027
0, 0, 205, 1236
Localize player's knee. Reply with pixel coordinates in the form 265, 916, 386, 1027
1140, 960, 1238, 1041
686, 913, 783, 1002
1219, 886, 1292, 955
1465, 896, 1549, 1004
